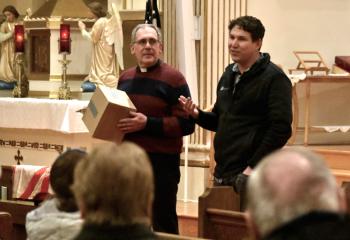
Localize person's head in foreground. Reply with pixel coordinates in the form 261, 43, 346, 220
26, 149, 86, 240
50, 148, 87, 212
72, 141, 154, 226
247, 147, 346, 239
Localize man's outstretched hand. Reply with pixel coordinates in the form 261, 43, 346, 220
178, 95, 199, 119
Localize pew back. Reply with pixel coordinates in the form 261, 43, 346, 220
0, 166, 14, 200
198, 186, 251, 240
0, 200, 36, 240
0, 211, 13, 240
342, 181, 350, 215
156, 232, 206, 240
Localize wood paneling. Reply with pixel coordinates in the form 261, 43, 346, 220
29, 30, 50, 74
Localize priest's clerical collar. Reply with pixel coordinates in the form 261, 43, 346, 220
137, 60, 161, 73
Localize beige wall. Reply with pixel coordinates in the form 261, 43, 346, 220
248, 0, 350, 139
248, 0, 350, 69
31, 0, 47, 13
108, 0, 154, 10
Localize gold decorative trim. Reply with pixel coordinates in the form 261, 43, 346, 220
47, 17, 62, 29
49, 74, 86, 81
24, 21, 48, 29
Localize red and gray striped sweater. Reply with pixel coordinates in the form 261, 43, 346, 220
118, 61, 195, 155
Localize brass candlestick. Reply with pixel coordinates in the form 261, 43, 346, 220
12, 53, 28, 97
58, 53, 71, 100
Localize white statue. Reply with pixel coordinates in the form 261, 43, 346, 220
78, 2, 123, 90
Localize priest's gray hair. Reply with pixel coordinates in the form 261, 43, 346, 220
131, 23, 162, 44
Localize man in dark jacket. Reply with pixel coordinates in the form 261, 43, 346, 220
179, 16, 292, 209
247, 147, 350, 240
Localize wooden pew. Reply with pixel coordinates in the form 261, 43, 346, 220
0, 166, 14, 200
0, 166, 37, 240
198, 186, 251, 240
0, 200, 36, 240
314, 149, 350, 185
0, 211, 13, 240
341, 181, 350, 215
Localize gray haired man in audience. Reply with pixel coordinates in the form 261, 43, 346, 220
247, 147, 350, 240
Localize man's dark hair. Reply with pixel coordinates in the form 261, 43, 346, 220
2, 5, 19, 19
228, 15, 265, 41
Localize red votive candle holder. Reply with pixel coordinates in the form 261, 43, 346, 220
59, 24, 71, 53
14, 25, 25, 53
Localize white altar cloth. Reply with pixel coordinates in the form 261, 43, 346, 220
287, 73, 306, 86
0, 97, 89, 133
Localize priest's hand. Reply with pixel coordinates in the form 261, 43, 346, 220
117, 111, 147, 133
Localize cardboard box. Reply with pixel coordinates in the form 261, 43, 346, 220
82, 85, 136, 143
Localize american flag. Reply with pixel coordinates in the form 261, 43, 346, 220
144, 0, 161, 28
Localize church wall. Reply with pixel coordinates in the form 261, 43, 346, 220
248, 0, 350, 139
0, 1, 29, 14
31, 0, 47, 13
248, 0, 350, 69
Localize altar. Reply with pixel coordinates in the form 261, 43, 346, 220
0, 97, 107, 166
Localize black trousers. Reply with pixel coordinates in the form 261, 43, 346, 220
149, 153, 180, 234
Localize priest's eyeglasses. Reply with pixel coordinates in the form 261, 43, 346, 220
134, 38, 159, 47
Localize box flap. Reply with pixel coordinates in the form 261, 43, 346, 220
98, 85, 136, 111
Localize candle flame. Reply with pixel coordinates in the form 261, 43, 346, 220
16, 35, 23, 42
